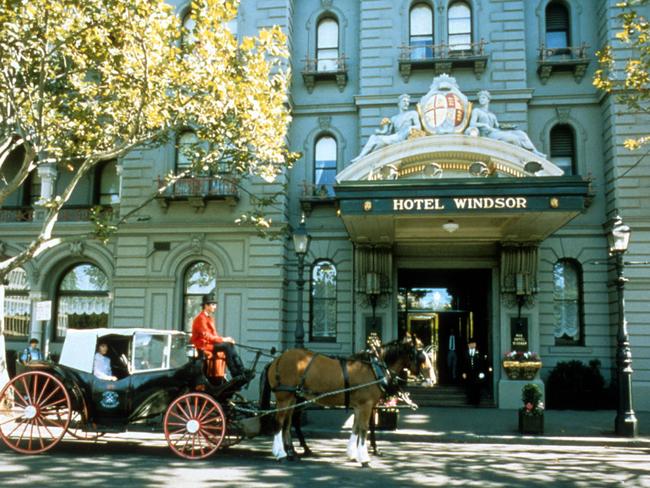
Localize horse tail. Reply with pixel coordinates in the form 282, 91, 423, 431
259, 362, 274, 435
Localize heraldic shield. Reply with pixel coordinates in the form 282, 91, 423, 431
418, 74, 471, 135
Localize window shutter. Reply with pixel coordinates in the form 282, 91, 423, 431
550, 125, 574, 157
546, 3, 569, 31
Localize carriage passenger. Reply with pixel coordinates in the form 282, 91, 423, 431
191, 294, 253, 382
93, 342, 117, 381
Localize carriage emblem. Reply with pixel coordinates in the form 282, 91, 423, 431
100, 391, 120, 409
418, 74, 471, 135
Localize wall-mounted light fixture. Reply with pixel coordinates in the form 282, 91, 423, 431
442, 220, 459, 233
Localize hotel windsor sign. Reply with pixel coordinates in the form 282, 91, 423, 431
393, 196, 529, 211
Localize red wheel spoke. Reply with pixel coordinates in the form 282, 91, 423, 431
27, 423, 35, 450
38, 388, 64, 409
198, 405, 217, 422
167, 410, 188, 423
34, 377, 51, 406
196, 397, 208, 420
35, 416, 58, 440
4, 416, 28, 437
168, 426, 187, 436
12, 390, 28, 408
33, 422, 46, 450
20, 377, 33, 405
0, 412, 27, 427
165, 421, 187, 427
31, 375, 39, 407
184, 397, 195, 418
175, 401, 191, 421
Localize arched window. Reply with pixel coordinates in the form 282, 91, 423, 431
314, 136, 337, 197
448, 2, 472, 51
317, 18, 339, 71
183, 261, 216, 332
410, 3, 434, 60
56, 263, 110, 339
310, 260, 337, 341
553, 259, 583, 345
545, 1, 570, 50
4, 267, 30, 338
176, 130, 199, 172
550, 124, 576, 175
98, 160, 120, 205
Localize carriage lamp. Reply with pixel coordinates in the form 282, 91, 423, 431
292, 216, 311, 348
607, 215, 638, 437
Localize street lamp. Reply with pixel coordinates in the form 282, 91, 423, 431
607, 215, 638, 437
292, 217, 311, 348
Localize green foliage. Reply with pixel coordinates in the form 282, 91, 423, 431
546, 360, 609, 410
594, 0, 649, 150
520, 383, 543, 416
0, 0, 298, 278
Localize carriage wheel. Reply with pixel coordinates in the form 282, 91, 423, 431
0, 371, 71, 454
66, 410, 105, 441
164, 393, 226, 459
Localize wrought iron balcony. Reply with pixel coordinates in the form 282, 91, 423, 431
398, 40, 488, 82
156, 176, 239, 212
0, 207, 33, 223
537, 43, 590, 84
302, 55, 348, 93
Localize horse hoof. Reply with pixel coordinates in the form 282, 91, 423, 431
302, 449, 314, 458
361, 462, 371, 468
277, 456, 288, 464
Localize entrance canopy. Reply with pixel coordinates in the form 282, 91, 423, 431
335, 134, 590, 244
335, 176, 591, 244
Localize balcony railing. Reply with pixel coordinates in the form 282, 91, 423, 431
537, 43, 590, 84
302, 55, 348, 93
398, 40, 488, 82
0, 207, 33, 223
156, 176, 239, 212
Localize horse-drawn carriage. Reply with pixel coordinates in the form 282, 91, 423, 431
1, 328, 432, 466
0, 328, 261, 459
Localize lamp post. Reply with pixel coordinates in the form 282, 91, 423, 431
292, 218, 311, 348
607, 215, 638, 437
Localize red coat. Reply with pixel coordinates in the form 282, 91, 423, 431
191, 311, 223, 358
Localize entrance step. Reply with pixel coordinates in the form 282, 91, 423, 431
405, 384, 494, 407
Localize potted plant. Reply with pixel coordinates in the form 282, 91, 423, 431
502, 351, 542, 380
518, 383, 544, 434
375, 397, 399, 431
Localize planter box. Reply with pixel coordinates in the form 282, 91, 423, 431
375, 408, 399, 431
503, 361, 542, 380
518, 410, 544, 434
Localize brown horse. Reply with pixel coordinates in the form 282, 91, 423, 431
261, 336, 433, 467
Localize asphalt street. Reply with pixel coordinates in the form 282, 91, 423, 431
1, 432, 650, 487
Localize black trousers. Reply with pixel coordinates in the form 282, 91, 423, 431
213, 342, 245, 376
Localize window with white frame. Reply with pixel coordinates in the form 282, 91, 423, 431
317, 18, 339, 71
4, 267, 30, 338
314, 135, 337, 197
310, 260, 337, 341
410, 3, 434, 60
182, 261, 216, 332
56, 263, 110, 339
448, 2, 472, 51
553, 259, 583, 345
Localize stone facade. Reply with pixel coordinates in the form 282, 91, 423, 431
2, 0, 649, 411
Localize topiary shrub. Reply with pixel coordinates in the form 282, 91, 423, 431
546, 359, 607, 410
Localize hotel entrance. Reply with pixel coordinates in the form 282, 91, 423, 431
397, 268, 492, 387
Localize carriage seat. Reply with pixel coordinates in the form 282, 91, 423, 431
204, 351, 227, 382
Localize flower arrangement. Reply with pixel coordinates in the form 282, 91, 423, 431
521, 383, 544, 417
503, 351, 540, 362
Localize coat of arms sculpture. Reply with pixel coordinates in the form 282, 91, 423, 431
418, 74, 471, 135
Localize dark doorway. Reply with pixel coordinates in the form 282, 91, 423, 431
397, 268, 491, 386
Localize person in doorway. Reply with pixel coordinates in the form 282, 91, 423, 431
461, 338, 485, 406
93, 342, 117, 381
19, 338, 43, 364
191, 293, 253, 382
447, 330, 458, 382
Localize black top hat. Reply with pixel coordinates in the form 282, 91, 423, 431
201, 294, 217, 306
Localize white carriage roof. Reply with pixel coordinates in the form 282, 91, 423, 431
59, 328, 186, 374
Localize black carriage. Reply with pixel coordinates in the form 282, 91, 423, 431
0, 328, 261, 459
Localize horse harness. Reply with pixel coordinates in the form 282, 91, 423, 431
272, 352, 393, 409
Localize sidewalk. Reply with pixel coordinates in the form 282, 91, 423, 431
301, 406, 650, 447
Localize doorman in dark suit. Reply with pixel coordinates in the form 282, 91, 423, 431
461, 338, 485, 406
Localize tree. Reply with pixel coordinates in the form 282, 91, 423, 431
0, 0, 296, 385
0, 0, 296, 279
594, 0, 649, 151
